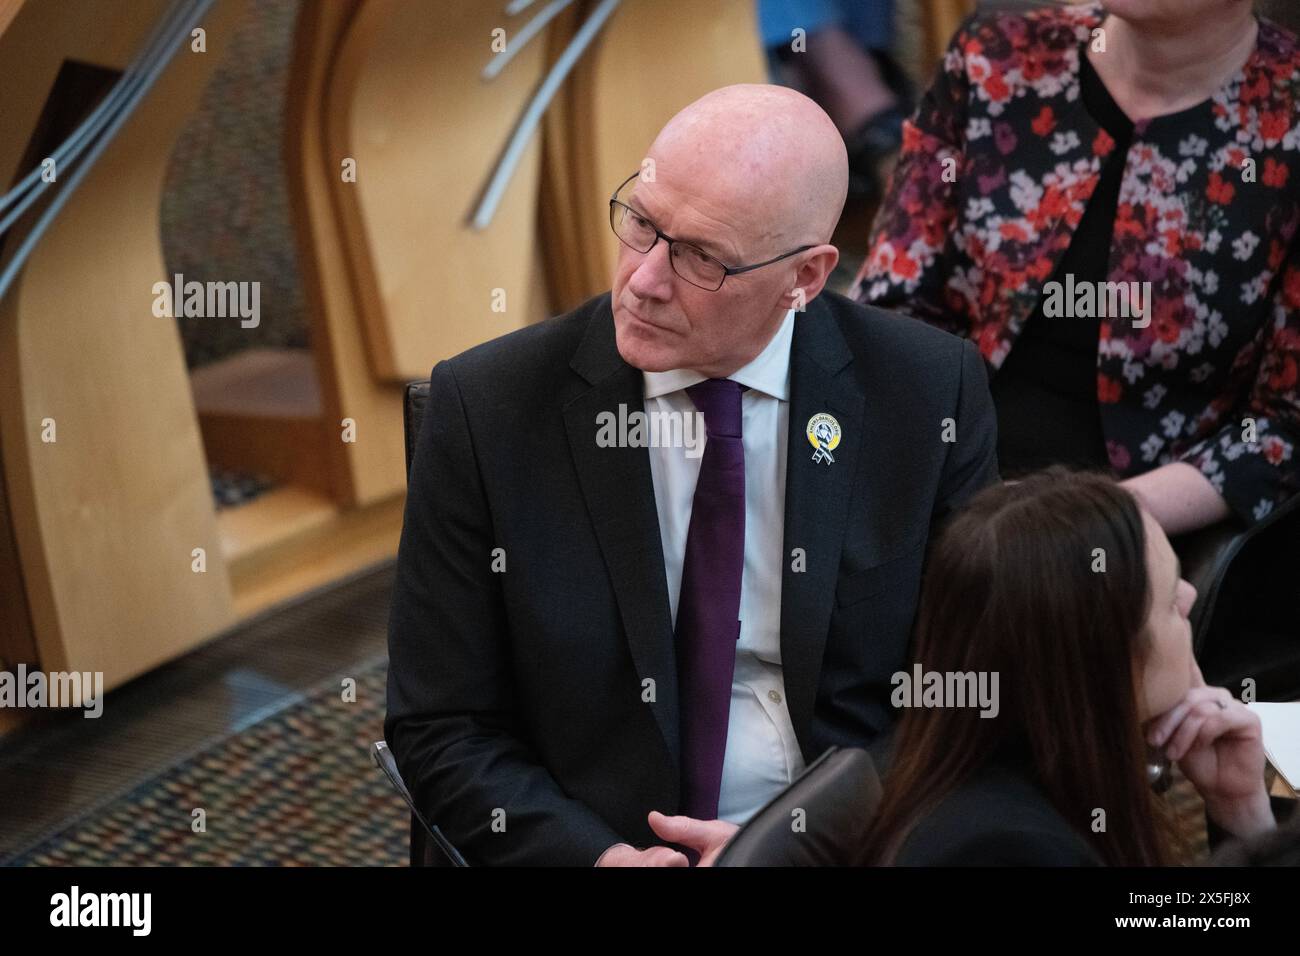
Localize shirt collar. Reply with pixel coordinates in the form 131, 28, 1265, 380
641, 308, 795, 401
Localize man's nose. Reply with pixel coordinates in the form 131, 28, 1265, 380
626, 239, 675, 300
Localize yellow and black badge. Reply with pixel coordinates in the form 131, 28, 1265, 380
806, 412, 841, 465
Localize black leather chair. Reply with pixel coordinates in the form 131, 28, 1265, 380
1210, 801, 1300, 865
370, 379, 467, 867
403, 379, 431, 473
370, 741, 466, 866
1175, 493, 1300, 700
715, 746, 882, 866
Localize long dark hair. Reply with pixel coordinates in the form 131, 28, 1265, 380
859, 468, 1181, 866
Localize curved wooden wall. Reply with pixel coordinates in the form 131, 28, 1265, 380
331, 0, 553, 384
535, 0, 770, 311
0, 0, 772, 697
0, 0, 246, 686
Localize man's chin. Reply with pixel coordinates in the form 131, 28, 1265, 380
614, 327, 680, 373
619, 349, 679, 374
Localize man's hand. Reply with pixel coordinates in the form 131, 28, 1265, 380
594, 842, 689, 866
647, 811, 740, 867
593, 813, 741, 866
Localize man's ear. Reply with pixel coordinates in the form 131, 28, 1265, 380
785, 244, 840, 309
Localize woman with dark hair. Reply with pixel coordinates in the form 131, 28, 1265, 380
860, 469, 1275, 866
851, 1, 1300, 536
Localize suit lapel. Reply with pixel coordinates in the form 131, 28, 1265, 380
780, 298, 869, 759
562, 298, 681, 774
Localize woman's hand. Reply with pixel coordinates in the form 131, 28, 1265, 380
1146, 663, 1274, 839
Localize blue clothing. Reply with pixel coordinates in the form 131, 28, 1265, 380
756, 0, 894, 51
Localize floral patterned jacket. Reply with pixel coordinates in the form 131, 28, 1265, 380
850, 2, 1300, 525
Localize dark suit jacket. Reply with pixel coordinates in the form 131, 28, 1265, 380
892, 760, 1103, 867
384, 289, 999, 865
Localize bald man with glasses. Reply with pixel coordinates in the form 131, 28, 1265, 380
385, 83, 999, 866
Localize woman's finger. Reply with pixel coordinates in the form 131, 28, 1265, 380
1149, 687, 1218, 746
1214, 699, 1262, 740
1149, 698, 1194, 746
1166, 706, 1214, 761
1190, 708, 1230, 755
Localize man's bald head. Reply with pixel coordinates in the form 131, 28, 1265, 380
646, 84, 848, 252
610, 84, 846, 378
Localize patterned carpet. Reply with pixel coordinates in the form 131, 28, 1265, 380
9, 657, 408, 867
3, 649, 1208, 865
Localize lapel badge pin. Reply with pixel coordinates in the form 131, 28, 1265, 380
806, 412, 841, 465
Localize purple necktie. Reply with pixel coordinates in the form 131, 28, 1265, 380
677, 378, 745, 825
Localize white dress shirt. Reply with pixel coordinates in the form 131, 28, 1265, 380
643, 308, 806, 825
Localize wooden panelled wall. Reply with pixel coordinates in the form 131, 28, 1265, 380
0, 0, 773, 699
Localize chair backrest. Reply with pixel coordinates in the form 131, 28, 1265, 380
404, 380, 432, 477
1211, 798, 1300, 865
714, 746, 883, 866
370, 741, 467, 866
1187, 491, 1300, 699
389, 380, 466, 866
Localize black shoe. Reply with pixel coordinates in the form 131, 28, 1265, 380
844, 103, 908, 203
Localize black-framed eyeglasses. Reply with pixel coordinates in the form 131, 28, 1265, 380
608, 172, 814, 292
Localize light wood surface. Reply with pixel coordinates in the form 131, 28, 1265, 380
190, 346, 322, 419
285, 0, 406, 509
537, 1, 593, 315
0, 0, 24, 41
330, 0, 552, 383
923, 0, 975, 68
191, 347, 332, 496
0, 0, 243, 688
222, 488, 403, 621
562, 0, 768, 299
0, 0, 783, 701
1270, 765, 1298, 800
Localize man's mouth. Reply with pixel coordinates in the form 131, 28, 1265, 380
622, 304, 675, 333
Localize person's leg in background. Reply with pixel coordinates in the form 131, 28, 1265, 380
756, 0, 908, 202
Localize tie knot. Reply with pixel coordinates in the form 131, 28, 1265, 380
686, 379, 745, 438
